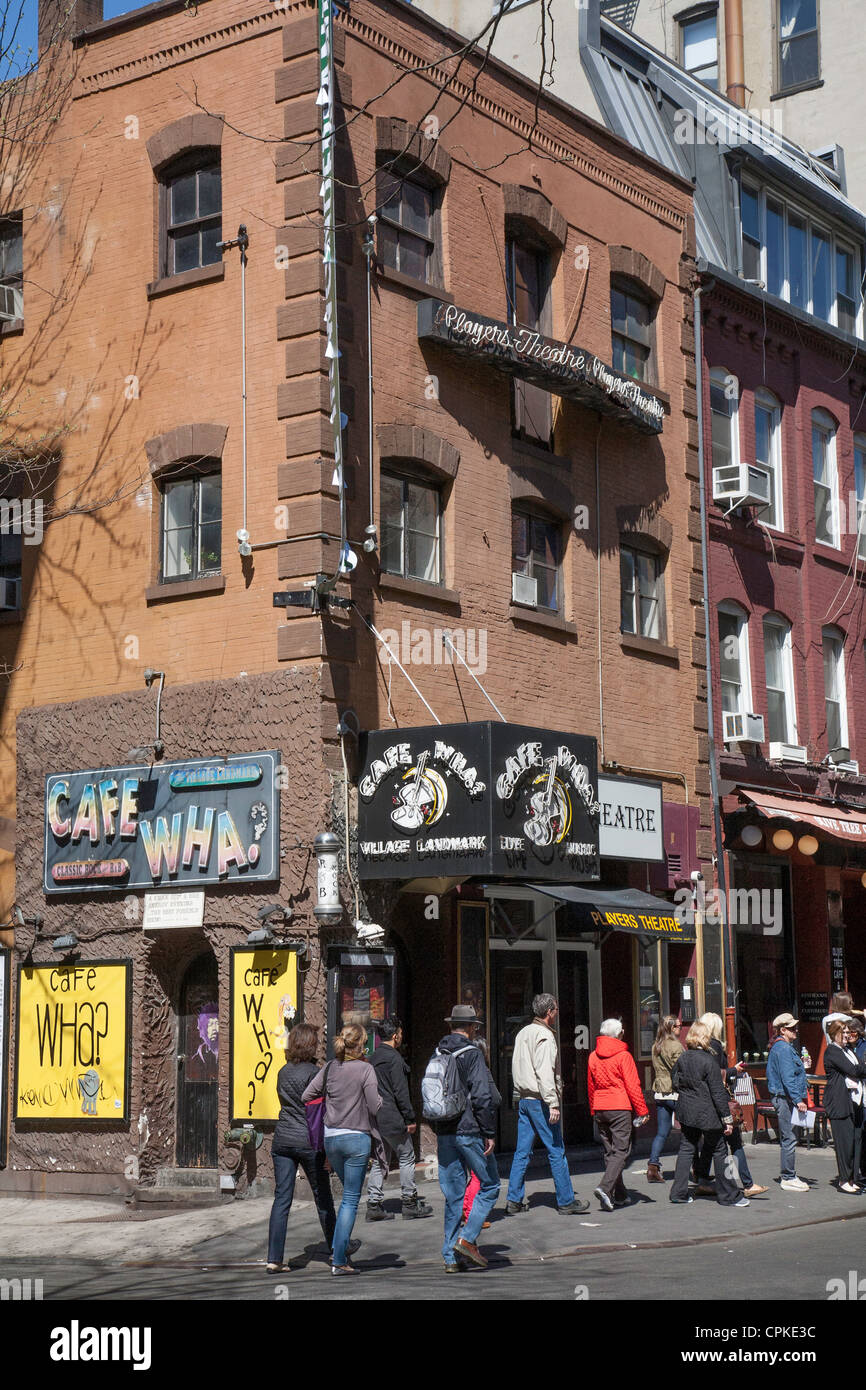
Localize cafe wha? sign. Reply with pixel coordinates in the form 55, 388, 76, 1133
43, 753, 280, 893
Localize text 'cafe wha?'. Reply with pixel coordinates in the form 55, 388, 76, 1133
43, 753, 280, 892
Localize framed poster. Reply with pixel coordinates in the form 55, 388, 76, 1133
0, 949, 9, 1165
14, 961, 131, 1122
230, 947, 301, 1125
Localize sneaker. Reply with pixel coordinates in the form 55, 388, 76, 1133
743, 1184, 768, 1197
780, 1177, 810, 1192
593, 1186, 614, 1212
670, 1196, 694, 1204
557, 1199, 591, 1214
506, 1199, 528, 1214
401, 1195, 434, 1219
365, 1203, 394, 1222
455, 1237, 488, 1268
840, 1182, 861, 1194
733, 1197, 751, 1208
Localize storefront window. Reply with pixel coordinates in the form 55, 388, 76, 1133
730, 857, 793, 1057
636, 938, 660, 1057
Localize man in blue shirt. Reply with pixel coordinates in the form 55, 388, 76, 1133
765, 1012, 809, 1192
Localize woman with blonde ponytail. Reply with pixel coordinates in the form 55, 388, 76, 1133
303, 1023, 384, 1276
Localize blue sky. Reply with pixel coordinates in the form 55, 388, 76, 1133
14, 0, 144, 67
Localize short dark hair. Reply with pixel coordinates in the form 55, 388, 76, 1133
285, 1023, 319, 1063
380, 1017, 402, 1041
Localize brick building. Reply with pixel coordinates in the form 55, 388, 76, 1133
0, 0, 706, 1193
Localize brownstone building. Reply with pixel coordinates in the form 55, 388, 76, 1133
0, 0, 708, 1193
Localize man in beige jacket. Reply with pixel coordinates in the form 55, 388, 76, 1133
505, 993, 590, 1215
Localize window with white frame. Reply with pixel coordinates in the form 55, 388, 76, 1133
718, 603, 752, 723
822, 625, 848, 755
381, 469, 442, 584
620, 544, 665, 641
755, 389, 783, 529
855, 433, 866, 562
763, 613, 797, 744
0, 214, 23, 322
710, 367, 739, 472
812, 409, 839, 547
740, 180, 861, 335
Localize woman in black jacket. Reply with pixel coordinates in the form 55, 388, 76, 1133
266, 1023, 338, 1271
669, 1021, 746, 1207
823, 1020, 866, 1193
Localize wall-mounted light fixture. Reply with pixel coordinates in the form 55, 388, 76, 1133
314, 832, 342, 924
51, 931, 79, 954
246, 903, 293, 948
127, 668, 166, 762
772, 828, 794, 851
797, 834, 819, 856
740, 824, 763, 848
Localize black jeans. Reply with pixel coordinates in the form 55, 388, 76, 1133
594, 1110, 633, 1200
671, 1126, 740, 1205
267, 1146, 336, 1265
696, 1124, 753, 1188
830, 1109, 863, 1186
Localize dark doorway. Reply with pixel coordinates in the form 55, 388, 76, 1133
556, 949, 593, 1143
177, 952, 219, 1168
491, 949, 543, 1150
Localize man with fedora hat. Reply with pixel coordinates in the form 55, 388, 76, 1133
766, 1011, 810, 1192
428, 1004, 501, 1273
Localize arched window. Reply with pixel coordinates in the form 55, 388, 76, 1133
718, 600, 752, 733
822, 625, 849, 756
709, 367, 739, 475
812, 408, 839, 548
160, 153, 222, 278
512, 505, 562, 613
755, 389, 783, 530
763, 612, 797, 746
620, 537, 667, 642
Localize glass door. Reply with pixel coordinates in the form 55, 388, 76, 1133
556, 948, 594, 1143
490, 949, 544, 1150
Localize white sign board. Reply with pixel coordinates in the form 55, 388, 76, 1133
143, 891, 205, 930
598, 777, 663, 862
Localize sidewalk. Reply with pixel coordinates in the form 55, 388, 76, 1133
1, 1138, 862, 1269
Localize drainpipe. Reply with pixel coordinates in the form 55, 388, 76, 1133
724, 0, 747, 108
695, 275, 737, 1062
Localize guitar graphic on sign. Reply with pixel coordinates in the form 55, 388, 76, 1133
525, 756, 564, 848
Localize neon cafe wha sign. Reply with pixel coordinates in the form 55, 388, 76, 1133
43, 754, 280, 893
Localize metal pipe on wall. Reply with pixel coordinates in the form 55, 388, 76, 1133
724, 0, 747, 107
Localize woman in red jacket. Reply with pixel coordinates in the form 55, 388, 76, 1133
588, 1018, 649, 1210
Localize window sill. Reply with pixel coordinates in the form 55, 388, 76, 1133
771, 78, 824, 101
375, 264, 453, 302
146, 262, 225, 299
145, 575, 226, 603
377, 572, 461, 609
620, 631, 679, 664
0, 318, 24, 338
0, 608, 23, 626
511, 436, 571, 469
509, 603, 576, 636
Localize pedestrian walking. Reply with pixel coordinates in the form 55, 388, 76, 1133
587, 1018, 649, 1211
302, 1023, 384, 1276
505, 993, 590, 1216
823, 1019, 866, 1193
694, 1013, 767, 1198
765, 1012, 810, 1193
669, 1021, 748, 1208
422, 1004, 501, 1273
647, 1015, 683, 1183
364, 1018, 432, 1223
266, 1023, 338, 1272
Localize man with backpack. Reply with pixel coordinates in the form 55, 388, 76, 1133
422, 1004, 501, 1273
364, 1018, 433, 1222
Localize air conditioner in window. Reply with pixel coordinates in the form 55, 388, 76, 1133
0, 284, 21, 322
512, 572, 538, 607
724, 711, 764, 744
712, 462, 771, 508
832, 759, 860, 775
0, 577, 20, 611
768, 742, 808, 764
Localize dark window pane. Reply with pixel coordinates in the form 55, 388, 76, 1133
378, 221, 399, 271
812, 229, 831, 320
780, 30, 819, 88
511, 512, 529, 563
510, 242, 543, 329
0, 223, 22, 279
197, 166, 221, 217
198, 521, 221, 573
788, 212, 807, 307
199, 475, 221, 525
402, 180, 433, 236
172, 229, 200, 274
611, 287, 627, 334
170, 173, 197, 225
398, 230, 427, 282
200, 222, 222, 267
766, 200, 785, 297
741, 186, 760, 245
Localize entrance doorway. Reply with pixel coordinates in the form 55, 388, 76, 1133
490, 949, 544, 1151
176, 952, 219, 1168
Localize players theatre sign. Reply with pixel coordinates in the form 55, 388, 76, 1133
43, 753, 280, 893
357, 722, 600, 881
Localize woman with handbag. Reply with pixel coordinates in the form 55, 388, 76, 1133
303, 1023, 384, 1275
823, 1020, 866, 1193
694, 1013, 767, 1198
647, 1016, 683, 1183
669, 1021, 748, 1207
266, 1023, 337, 1273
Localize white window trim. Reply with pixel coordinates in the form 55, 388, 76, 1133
854, 433, 866, 562
741, 178, 863, 337
755, 388, 783, 532
709, 366, 740, 472
719, 600, 753, 722
822, 625, 849, 754
763, 613, 798, 744
812, 409, 839, 549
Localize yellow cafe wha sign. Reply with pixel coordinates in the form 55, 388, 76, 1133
230, 947, 300, 1124
15, 961, 131, 1121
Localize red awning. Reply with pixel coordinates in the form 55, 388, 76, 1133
740, 790, 866, 844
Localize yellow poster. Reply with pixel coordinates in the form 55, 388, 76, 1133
15, 962, 130, 1121
230, 948, 299, 1123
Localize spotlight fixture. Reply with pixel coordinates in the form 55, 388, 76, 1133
797, 834, 819, 856
51, 931, 79, 953
740, 824, 763, 848
772, 828, 794, 851
246, 926, 276, 948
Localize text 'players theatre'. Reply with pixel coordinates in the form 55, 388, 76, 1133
355, 721, 700, 1150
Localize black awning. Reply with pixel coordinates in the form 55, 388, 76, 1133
530, 883, 696, 943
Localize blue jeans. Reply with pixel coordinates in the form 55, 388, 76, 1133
267, 1148, 336, 1265
325, 1132, 371, 1266
438, 1134, 501, 1262
650, 1099, 676, 1166
771, 1095, 798, 1180
506, 1098, 575, 1207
